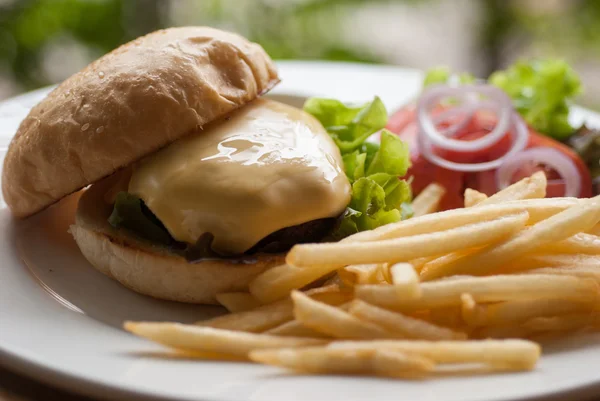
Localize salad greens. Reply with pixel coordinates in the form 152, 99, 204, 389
423, 66, 475, 87
423, 59, 582, 140
304, 97, 412, 240
304, 97, 388, 153
490, 60, 582, 139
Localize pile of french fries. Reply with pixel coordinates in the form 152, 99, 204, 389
126, 171, 600, 379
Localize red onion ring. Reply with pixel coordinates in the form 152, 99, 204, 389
434, 104, 477, 138
417, 84, 513, 152
496, 147, 582, 197
417, 112, 529, 172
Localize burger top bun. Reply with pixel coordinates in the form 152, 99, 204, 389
2, 27, 279, 218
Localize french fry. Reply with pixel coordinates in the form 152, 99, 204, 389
265, 320, 329, 338
288, 212, 529, 267
198, 297, 292, 332
517, 253, 600, 269
338, 264, 387, 286
412, 183, 446, 217
477, 171, 546, 206
344, 199, 578, 244
348, 300, 466, 340
292, 291, 391, 339
410, 256, 435, 271
337, 302, 353, 311
535, 233, 600, 254
248, 263, 340, 304
250, 347, 435, 378
380, 263, 392, 283
199, 285, 349, 332
323, 273, 344, 286
426, 306, 464, 329
304, 286, 353, 304
524, 266, 600, 282
355, 275, 599, 312
475, 325, 534, 340
464, 188, 488, 207
420, 201, 600, 280
390, 263, 421, 298
523, 312, 600, 333
434, 275, 478, 282
215, 292, 261, 313
463, 298, 594, 328
588, 224, 600, 236
159, 349, 248, 362
354, 280, 422, 309
506, 253, 600, 273
124, 322, 326, 357
460, 293, 476, 310
501, 198, 582, 223
420, 248, 481, 279
460, 293, 483, 328
329, 339, 541, 371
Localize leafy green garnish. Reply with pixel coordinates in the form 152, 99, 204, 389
423, 66, 451, 87
303, 98, 365, 128
366, 130, 410, 177
489, 59, 582, 139
304, 97, 412, 239
325, 208, 361, 242
304, 96, 388, 153
108, 192, 173, 245
423, 66, 475, 87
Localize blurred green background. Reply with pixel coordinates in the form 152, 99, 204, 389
1, 0, 600, 107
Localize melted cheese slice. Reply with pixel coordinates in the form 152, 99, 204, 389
128, 98, 351, 254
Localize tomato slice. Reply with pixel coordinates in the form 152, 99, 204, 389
390, 106, 465, 209
387, 103, 593, 209
387, 103, 416, 134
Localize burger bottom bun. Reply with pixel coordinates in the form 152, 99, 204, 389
70, 174, 284, 304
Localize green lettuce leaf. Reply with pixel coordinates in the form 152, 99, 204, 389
423, 66, 450, 87
347, 176, 411, 232
366, 130, 410, 177
303, 98, 364, 127
305, 96, 388, 153
489, 59, 582, 139
361, 141, 380, 169
369, 173, 412, 210
326, 208, 362, 242
423, 66, 475, 87
108, 192, 173, 244
343, 133, 412, 234
305, 95, 413, 240
342, 150, 366, 181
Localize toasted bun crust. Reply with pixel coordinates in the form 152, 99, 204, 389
70, 175, 283, 304
3, 27, 279, 218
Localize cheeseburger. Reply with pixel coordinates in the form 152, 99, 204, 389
2, 27, 353, 303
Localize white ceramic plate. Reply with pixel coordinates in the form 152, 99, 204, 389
2, 61, 600, 401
